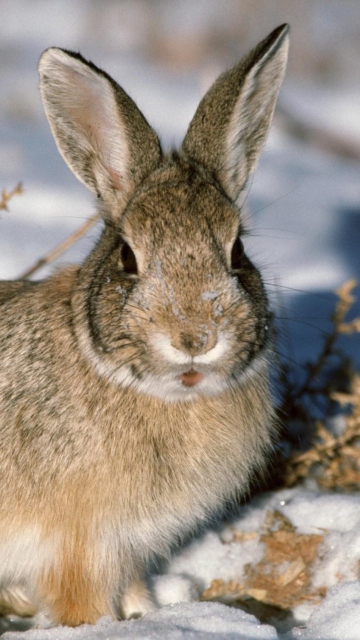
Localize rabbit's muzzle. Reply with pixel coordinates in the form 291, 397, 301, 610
173, 328, 217, 356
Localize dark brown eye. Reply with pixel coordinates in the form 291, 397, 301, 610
120, 242, 138, 274
231, 237, 244, 270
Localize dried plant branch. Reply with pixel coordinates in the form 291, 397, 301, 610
294, 280, 355, 400
284, 373, 360, 490
279, 280, 360, 491
19, 213, 101, 279
278, 280, 358, 429
278, 105, 360, 162
0, 183, 23, 211
1, 183, 100, 278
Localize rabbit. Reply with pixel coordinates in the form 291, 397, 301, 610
0, 24, 289, 627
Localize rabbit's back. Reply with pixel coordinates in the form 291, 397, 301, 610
0, 280, 39, 305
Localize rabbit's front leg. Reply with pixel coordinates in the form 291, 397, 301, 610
38, 545, 118, 626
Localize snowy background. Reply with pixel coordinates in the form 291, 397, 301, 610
1, 1, 360, 638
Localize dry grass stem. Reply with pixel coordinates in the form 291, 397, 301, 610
284, 373, 360, 490
0, 183, 23, 211
2, 184, 100, 279
19, 213, 101, 279
278, 106, 360, 162
279, 279, 358, 429
280, 280, 360, 491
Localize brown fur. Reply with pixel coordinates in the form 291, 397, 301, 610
0, 25, 289, 625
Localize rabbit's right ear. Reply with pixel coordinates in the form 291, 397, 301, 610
39, 49, 162, 217
182, 24, 289, 205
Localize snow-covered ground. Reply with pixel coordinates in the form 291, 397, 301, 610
1, 2, 360, 639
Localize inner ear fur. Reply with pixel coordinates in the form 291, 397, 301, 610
39, 48, 162, 215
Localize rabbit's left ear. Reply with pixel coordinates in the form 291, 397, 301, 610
39, 49, 162, 216
182, 24, 289, 205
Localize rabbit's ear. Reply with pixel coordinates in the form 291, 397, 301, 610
39, 49, 162, 215
182, 24, 289, 204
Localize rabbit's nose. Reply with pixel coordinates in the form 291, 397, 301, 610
176, 329, 217, 356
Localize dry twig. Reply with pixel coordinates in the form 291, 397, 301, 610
1, 182, 100, 278
280, 280, 360, 490
278, 280, 358, 428
284, 373, 360, 490
19, 213, 101, 279
0, 183, 23, 211
278, 105, 360, 162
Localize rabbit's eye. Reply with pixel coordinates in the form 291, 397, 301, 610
120, 242, 138, 275
231, 237, 244, 270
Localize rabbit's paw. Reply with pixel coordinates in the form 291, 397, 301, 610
121, 577, 156, 619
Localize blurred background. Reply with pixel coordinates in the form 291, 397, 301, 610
2, 0, 360, 138
0, 0, 360, 377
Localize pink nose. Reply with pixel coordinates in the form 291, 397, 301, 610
180, 369, 203, 387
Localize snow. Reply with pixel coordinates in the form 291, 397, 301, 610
2, 603, 279, 640
290, 582, 360, 640
4, 589, 360, 640
1, 2, 360, 639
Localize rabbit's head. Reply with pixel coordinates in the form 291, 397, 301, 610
38, 25, 289, 402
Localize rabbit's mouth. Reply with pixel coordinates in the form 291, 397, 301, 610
180, 369, 203, 387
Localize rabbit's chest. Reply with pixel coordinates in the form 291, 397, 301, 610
104, 391, 270, 528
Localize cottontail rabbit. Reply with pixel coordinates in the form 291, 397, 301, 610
0, 24, 289, 626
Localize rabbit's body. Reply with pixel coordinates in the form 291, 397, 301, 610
0, 280, 37, 304
0, 25, 289, 626
0, 264, 271, 624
